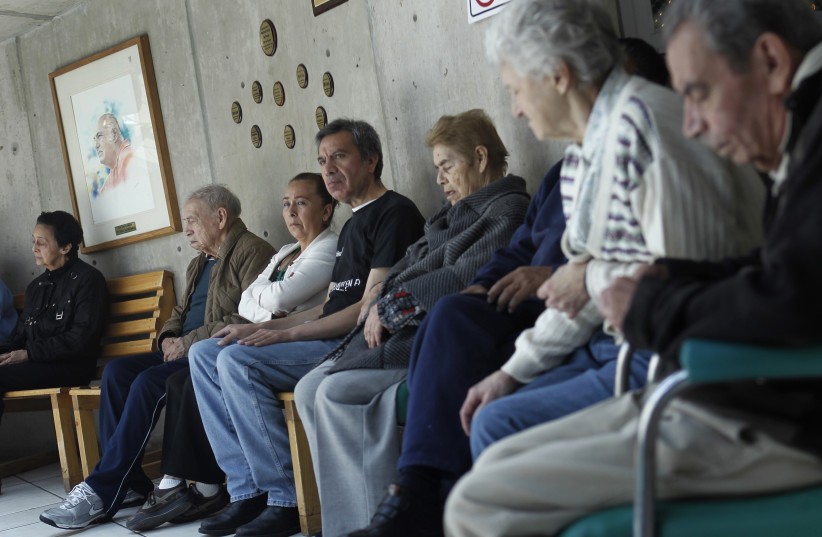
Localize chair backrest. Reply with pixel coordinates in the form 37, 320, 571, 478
98, 270, 176, 376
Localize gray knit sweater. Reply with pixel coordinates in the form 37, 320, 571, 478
326, 174, 530, 372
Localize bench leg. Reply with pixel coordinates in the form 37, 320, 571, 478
71, 394, 101, 479
50, 392, 82, 492
282, 399, 322, 536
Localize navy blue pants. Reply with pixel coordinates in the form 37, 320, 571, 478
398, 293, 544, 477
85, 352, 188, 513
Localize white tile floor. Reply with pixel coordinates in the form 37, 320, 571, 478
0, 464, 304, 537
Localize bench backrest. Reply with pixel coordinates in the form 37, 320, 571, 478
99, 270, 176, 375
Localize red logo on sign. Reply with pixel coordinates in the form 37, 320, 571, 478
476, 0, 495, 6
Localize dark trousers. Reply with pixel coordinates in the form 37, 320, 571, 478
161, 368, 224, 484
85, 352, 188, 513
0, 359, 94, 423
398, 293, 544, 477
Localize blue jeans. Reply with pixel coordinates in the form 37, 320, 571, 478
188, 337, 342, 506
469, 331, 652, 458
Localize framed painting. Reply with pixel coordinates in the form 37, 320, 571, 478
49, 35, 181, 254
312, 0, 348, 16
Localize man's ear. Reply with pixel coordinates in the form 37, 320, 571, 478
216, 207, 229, 229
756, 32, 796, 97
365, 154, 379, 175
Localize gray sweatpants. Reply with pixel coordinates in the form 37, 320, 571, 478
294, 361, 407, 536
445, 390, 822, 537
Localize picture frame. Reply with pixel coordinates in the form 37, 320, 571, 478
312, 0, 348, 16
49, 35, 181, 254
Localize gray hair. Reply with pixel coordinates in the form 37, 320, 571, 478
187, 184, 242, 218
664, 0, 822, 73
485, 0, 621, 87
315, 118, 384, 180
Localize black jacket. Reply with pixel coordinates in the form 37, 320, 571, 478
623, 62, 822, 454
4, 257, 108, 365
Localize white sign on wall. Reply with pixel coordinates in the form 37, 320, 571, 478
468, 0, 511, 24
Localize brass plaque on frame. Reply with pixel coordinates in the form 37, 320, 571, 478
322, 71, 335, 97
251, 81, 263, 103
231, 101, 243, 124
114, 222, 137, 236
251, 125, 262, 148
296, 64, 309, 88
273, 81, 285, 106
284, 124, 296, 149
315, 106, 328, 129
260, 19, 277, 56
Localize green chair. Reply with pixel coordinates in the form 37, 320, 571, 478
560, 339, 822, 537
396, 380, 410, 426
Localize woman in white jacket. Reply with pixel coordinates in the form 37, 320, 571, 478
239, 173, 339, 322
124, 172, 338, 532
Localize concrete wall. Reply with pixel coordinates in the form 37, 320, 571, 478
0, 0, 620, 458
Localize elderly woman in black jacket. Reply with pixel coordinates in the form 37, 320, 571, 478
0, 211, 108, 423
294, 109, 530, 537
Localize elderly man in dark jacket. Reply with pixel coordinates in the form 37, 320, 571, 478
446, 1, 822, 535
41, 185, 274, 530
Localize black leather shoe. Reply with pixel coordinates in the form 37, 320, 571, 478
235, 506, 300, 537
172, 484, 229, 524
199, 494, 267, 536
344, 484, 443, 537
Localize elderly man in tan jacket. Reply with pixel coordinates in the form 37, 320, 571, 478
41, 185, 274, 530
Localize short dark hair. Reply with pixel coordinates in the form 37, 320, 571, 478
36, 211, 83, 259
289, 172, 339, 227
315, 119, 384, 180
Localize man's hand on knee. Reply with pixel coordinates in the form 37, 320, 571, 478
460, 370, 522, 436
486, 266, 553, 313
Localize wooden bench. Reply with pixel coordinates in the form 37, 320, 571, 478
1, 270, 175, 491
277, 392, 322, 536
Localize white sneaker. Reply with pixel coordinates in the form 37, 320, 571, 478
40, 482, 107, 529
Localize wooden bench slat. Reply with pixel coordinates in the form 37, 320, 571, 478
105, 318, 159, 339
101, 340, 156, 358
107, 270, 171, 296
5, 388, 67, 398
109, 296, 162, 317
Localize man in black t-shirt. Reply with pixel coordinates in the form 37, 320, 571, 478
188, 119, 425, 537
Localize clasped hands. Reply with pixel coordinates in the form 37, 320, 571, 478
458, 262, 664, 435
